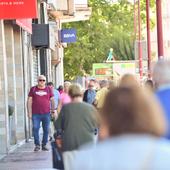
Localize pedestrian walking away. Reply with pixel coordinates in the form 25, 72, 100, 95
27, 75, 56, 152
54, 83, 99, 170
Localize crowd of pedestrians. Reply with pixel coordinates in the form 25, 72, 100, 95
27, 59, 170, 169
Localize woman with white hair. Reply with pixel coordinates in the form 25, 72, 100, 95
55, 83, 99, 170
55, 83, 98, 150
60, 81, 71, 107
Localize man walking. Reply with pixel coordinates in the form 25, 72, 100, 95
83, 79, 96, 105
47, 82, 61, 115
27, 75, 55, 151
93, 80, 108, 110
47, 82, 61, 141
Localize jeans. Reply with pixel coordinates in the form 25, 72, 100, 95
32, 113, 50, 146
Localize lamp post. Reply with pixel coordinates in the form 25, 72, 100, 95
156, 0, 164, 59
138, 0, 143, 80
146, 0, 151, 78
134, 0, 137, 38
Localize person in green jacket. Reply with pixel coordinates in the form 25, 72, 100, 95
55, 83, 99, 152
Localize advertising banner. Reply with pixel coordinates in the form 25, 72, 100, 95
93, 63, 113, 77
113, 62, 136, 75
0, 0, 37, 19
92, 61, 136, 78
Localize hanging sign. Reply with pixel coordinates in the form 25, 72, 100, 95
60, 29, 77, 43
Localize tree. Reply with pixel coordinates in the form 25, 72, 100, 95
63, 0, 156, 80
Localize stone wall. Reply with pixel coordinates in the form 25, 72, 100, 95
4, 22, 17, 145
13, 26, 25, 141
0, 20, 9, 154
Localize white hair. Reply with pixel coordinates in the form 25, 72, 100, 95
64, 81, 71, 87
37, 75, 46, 81
153, 60, 170, 87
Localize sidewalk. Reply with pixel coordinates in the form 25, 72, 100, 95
0, 139, 55, 170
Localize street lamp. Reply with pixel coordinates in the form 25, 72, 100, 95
138, 0, 143, 80
134, 0, 137, 38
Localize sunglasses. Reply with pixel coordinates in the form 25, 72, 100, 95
39, 79, 46, 82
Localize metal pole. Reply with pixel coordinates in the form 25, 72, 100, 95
156, 0, 164, 59
134, 0, 137, 39
138, 0, 143, 79
146, 0, 151, 78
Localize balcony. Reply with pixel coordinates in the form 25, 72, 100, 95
47, 0, 91, 22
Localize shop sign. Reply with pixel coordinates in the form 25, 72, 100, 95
0, 0, 38, 19
60, 29, 77, 43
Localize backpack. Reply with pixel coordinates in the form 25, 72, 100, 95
83, 89, 88, 102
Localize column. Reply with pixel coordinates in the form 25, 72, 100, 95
4, 22, 17, 145
13, 26, 25, 141
0, 20, 9, 155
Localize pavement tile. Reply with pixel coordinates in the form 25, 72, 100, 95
0, 140, 55, 170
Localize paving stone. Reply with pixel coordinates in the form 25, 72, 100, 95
0, 140, 55, 170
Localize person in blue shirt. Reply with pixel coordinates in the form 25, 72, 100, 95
153, 59, 170, 139
47, 82, 61, 141
47, 82, 61, 116
83, 79, 96, 105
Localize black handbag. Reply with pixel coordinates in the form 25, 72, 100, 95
51, 141, 64, 170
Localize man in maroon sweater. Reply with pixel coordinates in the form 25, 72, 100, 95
27, 75, 56, 151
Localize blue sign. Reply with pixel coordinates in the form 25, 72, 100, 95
60, 29, 77, 43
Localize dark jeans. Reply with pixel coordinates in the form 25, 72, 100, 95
32, 113, 50, 146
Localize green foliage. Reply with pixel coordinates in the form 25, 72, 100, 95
63, 0, 156, 80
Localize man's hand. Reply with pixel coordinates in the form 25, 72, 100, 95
28, 112, 32, 119
51, 110, 58, 120
92, 99, 98, 107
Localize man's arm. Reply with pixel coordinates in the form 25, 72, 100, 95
83, 90, 88, 102
51, 97, 58, 119
27, 96, 32, 119
57, 99, 62, 114
50, 96, 55, 111
93, 90, 100, 108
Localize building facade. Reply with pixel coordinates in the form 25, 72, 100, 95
0, 0, 91, 157
150, 0, 170, 60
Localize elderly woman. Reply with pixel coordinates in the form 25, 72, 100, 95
60, 81, 71, 107
55, 83, 98, 169
73, 86, 170, 170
